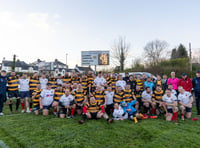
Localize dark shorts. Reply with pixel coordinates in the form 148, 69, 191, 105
59, 106, 68, 114
76, 105, 83, 110
8, 90, 19, 98
43, 103, 53, 110
167, 108, 173, 113
20, 91, 30, 98
91, 112, 98, 119
186, 107, 192, 112
34, 105, 40, 111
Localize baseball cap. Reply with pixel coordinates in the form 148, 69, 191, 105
181, 73, 187, 76
196, 71, 200, 73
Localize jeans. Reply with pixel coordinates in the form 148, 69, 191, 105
0, 94, 5, 113
195, 92, 200, 113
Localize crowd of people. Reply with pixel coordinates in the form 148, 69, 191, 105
0, 69, 200, 124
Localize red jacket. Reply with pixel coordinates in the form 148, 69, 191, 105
178, 77, 193, 92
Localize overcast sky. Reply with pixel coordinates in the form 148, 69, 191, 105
0, 0, 200, 69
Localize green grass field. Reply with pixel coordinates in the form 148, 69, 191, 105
0, 104, 200, 148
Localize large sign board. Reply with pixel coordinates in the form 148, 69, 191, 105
81, 51, 110, 66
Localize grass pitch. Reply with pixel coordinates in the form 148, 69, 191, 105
0, 104, 200, 148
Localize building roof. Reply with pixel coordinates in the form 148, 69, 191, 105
3, 60, 38, 70
75, 65, 93, 73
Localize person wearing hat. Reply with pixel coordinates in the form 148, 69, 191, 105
192, 71, 200, 115
178, 73, 193, 92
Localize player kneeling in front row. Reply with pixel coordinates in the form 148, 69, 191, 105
120, 100, 139, 123
178, 86, 193, 120
162, 89, 178, 122
78, 97, 113, 124
59, 89, 76, 118
142, 87, 157, 118
112, 103, 128, 120
39, 83, 55, 116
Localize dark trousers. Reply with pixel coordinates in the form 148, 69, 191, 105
0, 94, 5, 113
106, 104, 113, 115
195, 92, 200, 113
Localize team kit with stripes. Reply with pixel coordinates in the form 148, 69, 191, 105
1, 70, 198, 124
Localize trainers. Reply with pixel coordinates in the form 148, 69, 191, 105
181, 116, 185, 121
0, 112, 4, 116
53, 112, 57, 115
70, 116, 75, 119
26, 109, 31, 113
21, 110, 25, 113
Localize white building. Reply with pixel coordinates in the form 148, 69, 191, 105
1, 59, 39, 73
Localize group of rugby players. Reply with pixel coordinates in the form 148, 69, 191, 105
0, 69, 199, 124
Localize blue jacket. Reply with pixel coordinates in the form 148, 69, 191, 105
121, 100, 137, 115
0, 75, 7, 95
192, 77, 200, 93
144, 81, 154, 91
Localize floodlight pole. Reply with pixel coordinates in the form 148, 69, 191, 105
95, 65, 97, 74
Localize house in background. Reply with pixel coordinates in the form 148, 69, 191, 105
1, 58, 39, 73
32, 59, 68, 76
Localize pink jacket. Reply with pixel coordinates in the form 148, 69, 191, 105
167, 78, 179, 90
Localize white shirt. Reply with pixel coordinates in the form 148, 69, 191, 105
94, 76, 106, 86
40, 89, 54, 106
113, 106, 128, 120
19, 78, 29, 92
142, 90, 152, 101
57, 79, 63, 85
162, 94, 177, 109
40, 78, 48, 89
178, 91, 192, 106
105, 91, 114, 105
171, 89, 177, 96
116, 80, 126, 90
59, 94, 74, 106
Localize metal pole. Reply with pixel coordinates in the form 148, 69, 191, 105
95, 65, 96, 74
66, 53, 68, 69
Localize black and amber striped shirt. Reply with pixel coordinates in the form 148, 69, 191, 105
54, 88, 64, 101
136, 79, 144, 91
123, 89, 134, 103
32, 89, 41, 106
134, 90, 143, 101
48, 78, 57, 89
62, 76, 71, 84
81, 78, 88, 90
29, 76, 39, 91
106, 77, 111, 85
73, 89, 86, 104
7, 75, 19, 91
114, 91, 124, 103
87, 75, 94, 85
152, 90, 164, 101
155, 80, 162, 87
93, 90, 105, 104
71, 77, 79, 84
110, 78, 118, 91
86, 101, 101, 113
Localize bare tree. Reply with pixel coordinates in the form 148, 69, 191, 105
111, 37, 130, 71
143, 40, 169, 65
